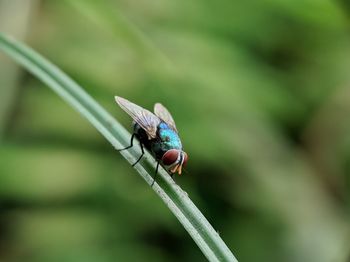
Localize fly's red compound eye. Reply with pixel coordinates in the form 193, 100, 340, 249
162, 149, 180, 166
182, 152, 188, 167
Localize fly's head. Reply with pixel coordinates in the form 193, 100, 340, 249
161, 149, 188, 175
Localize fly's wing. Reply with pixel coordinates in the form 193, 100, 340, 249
154, 103, 178, 132
115, 96, 161, 139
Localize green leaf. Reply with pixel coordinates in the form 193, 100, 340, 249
0, 33, 238, 262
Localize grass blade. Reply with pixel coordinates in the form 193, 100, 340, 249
0, 33, 238, 262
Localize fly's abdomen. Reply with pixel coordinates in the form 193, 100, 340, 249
133, 123, 153, 151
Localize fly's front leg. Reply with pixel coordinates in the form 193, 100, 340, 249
151, 161, 160, 187
118, 134, 135, 151
132, 141, 145, 167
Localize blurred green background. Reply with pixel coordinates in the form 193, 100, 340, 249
1, 0, 350, 261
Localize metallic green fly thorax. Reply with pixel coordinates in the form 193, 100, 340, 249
156, 122, 182, 152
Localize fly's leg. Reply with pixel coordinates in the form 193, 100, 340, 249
118, 133, 144, 167
118, 134, 135, 151
132, 141, 144, 167
151, 161, 160, 187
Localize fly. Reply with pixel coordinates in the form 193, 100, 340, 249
115, 96, 188, 185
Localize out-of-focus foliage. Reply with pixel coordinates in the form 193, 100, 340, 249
0, 0, 349, 261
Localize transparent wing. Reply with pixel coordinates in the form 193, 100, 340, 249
154, 103, 178, 132
115, 96, 161, 139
